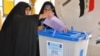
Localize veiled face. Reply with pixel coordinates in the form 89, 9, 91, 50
25, 7, 31, 15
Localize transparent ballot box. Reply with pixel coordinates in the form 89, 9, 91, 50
38, 29, 91, 56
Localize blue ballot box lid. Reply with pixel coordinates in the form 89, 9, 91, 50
38, 29, 90, 41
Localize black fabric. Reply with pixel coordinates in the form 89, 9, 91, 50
79, 0, 85, 17
0, 2, 40, 56
0, 15, 40, 56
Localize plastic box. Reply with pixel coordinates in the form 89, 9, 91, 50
38, 29, 91, 56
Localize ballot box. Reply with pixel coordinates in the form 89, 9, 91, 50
38, 29, 91, 56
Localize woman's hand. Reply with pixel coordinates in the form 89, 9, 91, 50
39, 13, 48, 19
39, 10, 54, 19
38, 26, 44, 31
63, 27, 69, 33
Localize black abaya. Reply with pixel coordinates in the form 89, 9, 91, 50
0, 15, 40, 56
0, 2, 40, 56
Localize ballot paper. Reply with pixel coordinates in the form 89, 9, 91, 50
43, 16, 66, 32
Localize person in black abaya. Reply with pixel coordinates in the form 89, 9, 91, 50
0, 2, 50, 56
38, 1, 58, 30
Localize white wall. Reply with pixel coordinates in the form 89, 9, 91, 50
0, 0, 2, 6
55, 0, 100, 56
35, 0, 50, 14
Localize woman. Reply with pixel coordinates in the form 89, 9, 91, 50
38, 1, 58, 30
0, 2, 49, 56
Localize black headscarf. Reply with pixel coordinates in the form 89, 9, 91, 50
2, 2, 31, 30
9, 2, 31, 16
39, 1, 57, 17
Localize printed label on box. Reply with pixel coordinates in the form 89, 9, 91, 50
47, 41, 63, 56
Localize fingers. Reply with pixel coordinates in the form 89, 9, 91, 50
38, 26, 44, 31
63, 28, 69, 33
39, 14, 48, 19
39, 11, 54, 19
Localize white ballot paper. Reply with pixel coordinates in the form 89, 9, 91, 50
43, 16, 66, 32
